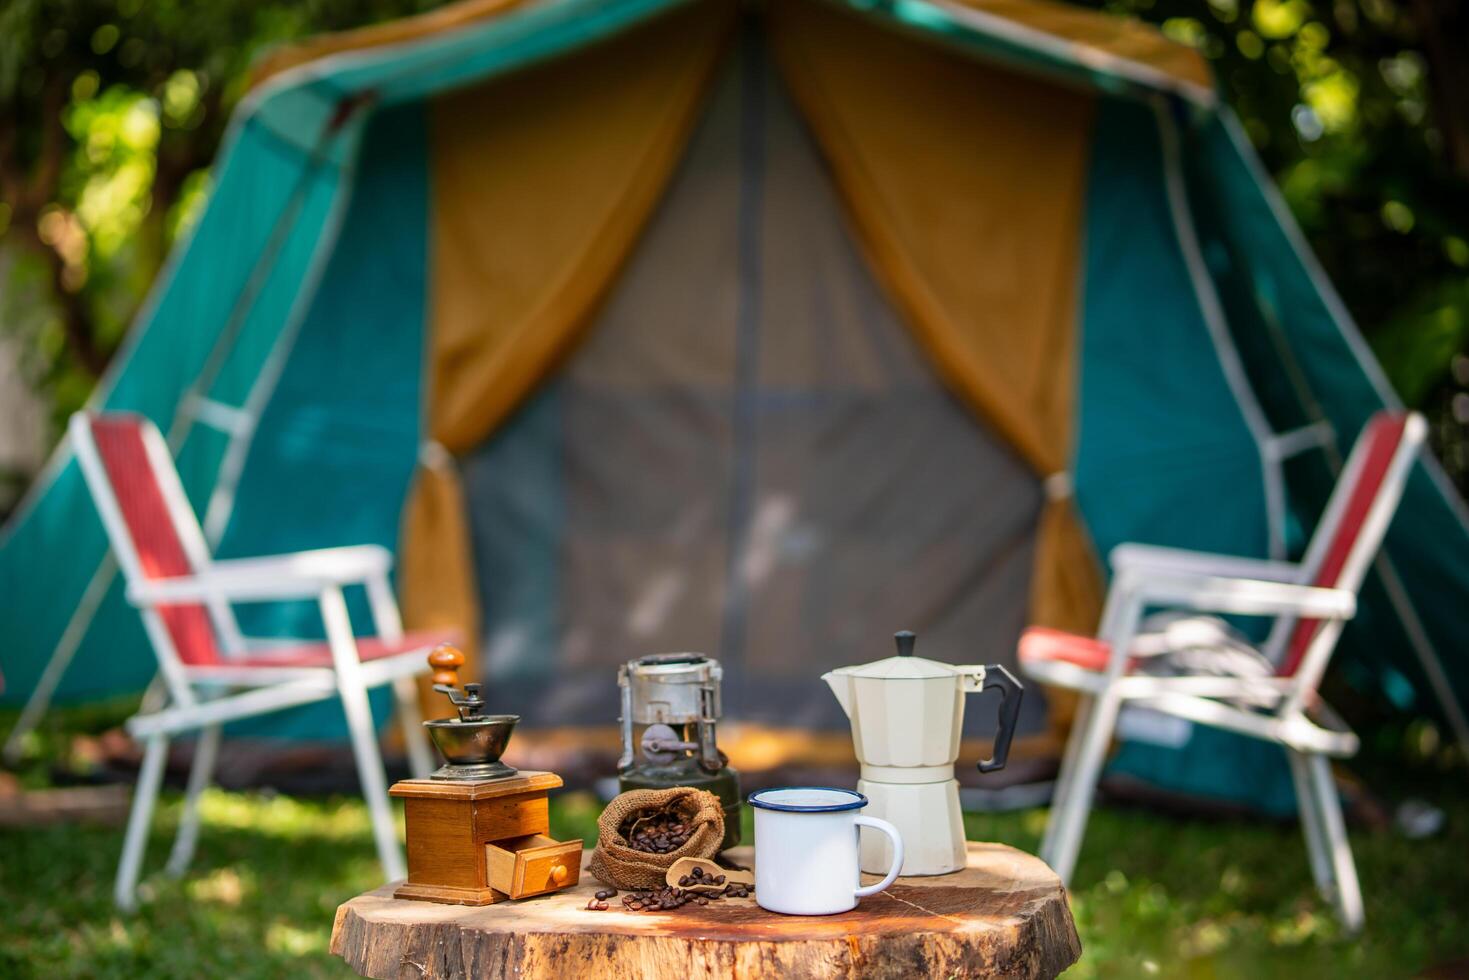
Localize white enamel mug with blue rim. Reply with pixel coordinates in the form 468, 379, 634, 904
748, 788, 905, 915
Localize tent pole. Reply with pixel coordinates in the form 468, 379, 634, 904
2, 554, 117, 764
716, 26, 765, 679
201, 128, 366, 546
1373, 552, 1469, 759
1154, 98, 1287, 559
163, 119, 346, 453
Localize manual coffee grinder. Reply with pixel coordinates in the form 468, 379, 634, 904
390, 645, 583, 905
617, 654, 741, 850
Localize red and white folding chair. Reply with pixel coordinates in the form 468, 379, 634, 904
1020, 411, 1426, 931
69, 411, 448, 909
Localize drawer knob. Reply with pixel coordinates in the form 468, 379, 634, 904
550, 864, 569, 885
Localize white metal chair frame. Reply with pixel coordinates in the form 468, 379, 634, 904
1025, 412, 1427, 932
69, 411, 438, 910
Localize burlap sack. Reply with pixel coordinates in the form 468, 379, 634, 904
588, 787, 725, 890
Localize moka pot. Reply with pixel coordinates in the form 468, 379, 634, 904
822, 631, 1022, 875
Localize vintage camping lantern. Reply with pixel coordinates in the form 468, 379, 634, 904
823, 631, 1023, 876
617, 654, 741, 851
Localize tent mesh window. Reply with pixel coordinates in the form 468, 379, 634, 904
460, 36, 1045, 732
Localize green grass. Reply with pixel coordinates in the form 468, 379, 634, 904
965, 805, 1469, 978
3, 711, 1467, 978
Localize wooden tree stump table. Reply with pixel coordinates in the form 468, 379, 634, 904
331, 841, 1081, 978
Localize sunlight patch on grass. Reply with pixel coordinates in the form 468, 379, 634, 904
267, 922, 329, 958
188, 867, 248, 906
1268, 906, 1333, 946
1220, 864, 1247, 896
194, 789, 393, 842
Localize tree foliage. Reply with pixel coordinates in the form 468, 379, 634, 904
1090, 0, 1469, 485
1, 0, 1467, 502
0, 0, 444, 436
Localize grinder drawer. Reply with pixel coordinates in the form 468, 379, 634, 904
485, 834, 582, 898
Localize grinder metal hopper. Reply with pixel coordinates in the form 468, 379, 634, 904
423, 645, 520, 781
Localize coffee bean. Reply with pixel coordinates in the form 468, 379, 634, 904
618, 805, 705, 854
691, 867, 704, 879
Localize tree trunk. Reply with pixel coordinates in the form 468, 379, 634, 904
1412, 0, 1469, 178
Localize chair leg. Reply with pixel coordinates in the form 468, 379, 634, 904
166, 723, 221, 878
1041, 693, 1094, 860
339, 678, 407, 881
1286, 749, 1333, 899
116, 734, 170, 911
394, 676, 435, 780
1043, 691, 1122, 885
1306, 754, 1364, 932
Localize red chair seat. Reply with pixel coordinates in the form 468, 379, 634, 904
1018, 626, 1120, 673
231, 630, 459, 669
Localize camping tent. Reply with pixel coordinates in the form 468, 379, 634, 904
3, 0, 1467, 811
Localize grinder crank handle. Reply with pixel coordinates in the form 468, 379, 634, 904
427, 644, 487, 721
976, 664, 1023, 774
428, 644, 465, 688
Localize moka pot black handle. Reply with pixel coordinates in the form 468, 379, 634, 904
976, 664, 1023, 774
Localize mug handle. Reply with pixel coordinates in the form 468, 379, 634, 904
853, 816, 905, 898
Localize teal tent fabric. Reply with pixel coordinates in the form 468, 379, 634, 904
833, 0, 1214, 107
210, 104, 430, 737
216, 103, 428, 638
1074, 97, 1296, 814
1074, 98, 1270, 561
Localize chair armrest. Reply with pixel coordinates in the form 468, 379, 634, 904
126, 546, 392, 605
128, 572, 328, 605
1126, 573, 1356, 620
1110, 544, 1303, 584
207, 545, 392, 581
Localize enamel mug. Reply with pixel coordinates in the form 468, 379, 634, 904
748, 787, 904, 915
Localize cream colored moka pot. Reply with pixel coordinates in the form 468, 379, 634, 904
822, 630, 1023, 876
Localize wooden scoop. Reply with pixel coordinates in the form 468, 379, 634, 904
665, 857, 754, 893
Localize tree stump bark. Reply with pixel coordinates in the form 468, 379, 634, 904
332, 841, 1079, 978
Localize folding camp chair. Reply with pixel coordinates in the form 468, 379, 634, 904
69, 411, 448, 909
1020, 411, 1426, 931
